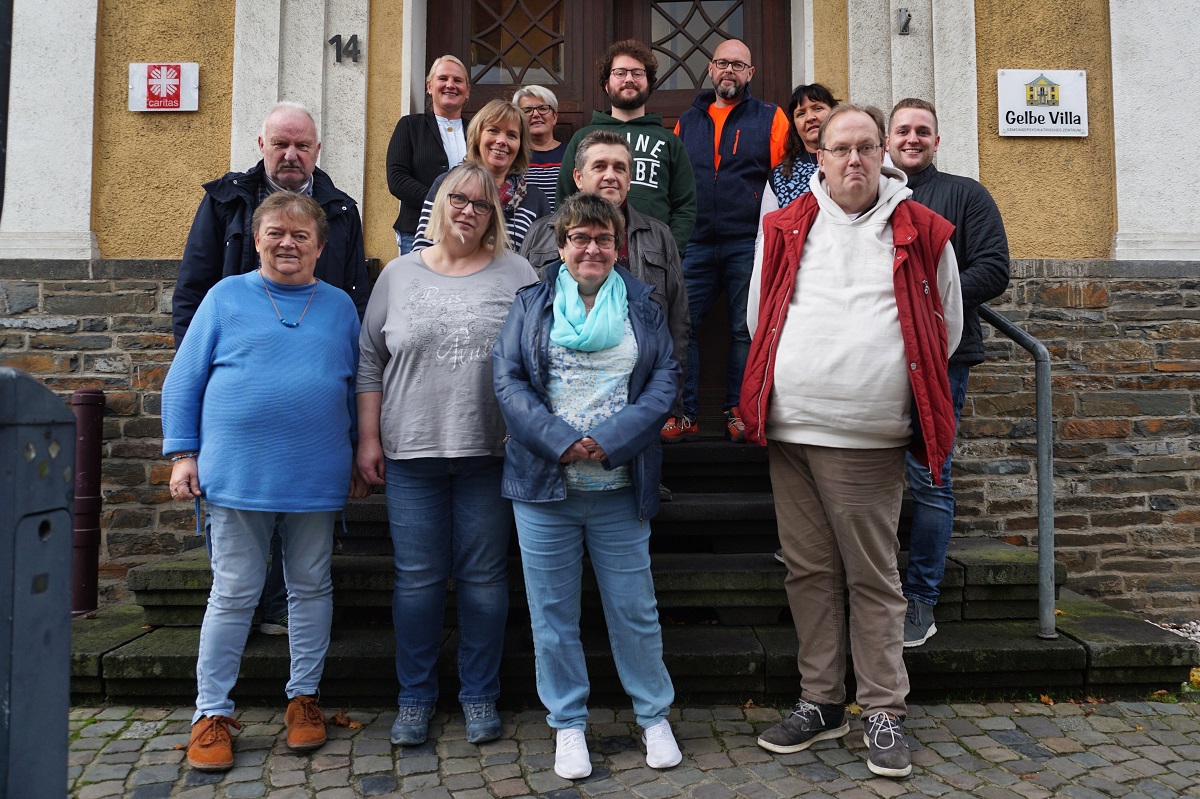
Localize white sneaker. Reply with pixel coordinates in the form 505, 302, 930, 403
554, 728, 592, 780
642, 718, 682, 769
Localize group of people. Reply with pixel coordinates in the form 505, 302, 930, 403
161, 33, 1009, 785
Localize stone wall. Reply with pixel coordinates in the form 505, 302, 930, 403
2, 258, 1198, 621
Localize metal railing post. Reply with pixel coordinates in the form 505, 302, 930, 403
979, 306, 1057, 639
71, 388, 105, 615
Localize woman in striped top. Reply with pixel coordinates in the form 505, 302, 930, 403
514, 85, 567, 212
412, 100, 551, 252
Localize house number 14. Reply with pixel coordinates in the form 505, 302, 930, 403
328, 34, 361, 63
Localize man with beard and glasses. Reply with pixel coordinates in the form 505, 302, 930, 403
556, 39, 696, 257
668, 39, 789, 445
173, 101, 368, 644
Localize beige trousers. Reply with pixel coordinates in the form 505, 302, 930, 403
768, 439, 910, 717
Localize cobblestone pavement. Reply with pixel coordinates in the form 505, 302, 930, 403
69, 700, 1200, 799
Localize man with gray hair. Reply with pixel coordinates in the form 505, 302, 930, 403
513, 85, 567, 211
172, 101, 368, 643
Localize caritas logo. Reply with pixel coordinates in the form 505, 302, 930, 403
146, 65, 181, 109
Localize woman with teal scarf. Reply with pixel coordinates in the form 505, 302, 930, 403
493, 193, 683, 781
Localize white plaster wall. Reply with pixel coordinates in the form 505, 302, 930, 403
230, 0, 368, 205
847, 0, 893, 108
0, 0, 100, 259
890, 0, 934, 105
1110, 0, 1200, 260
930, 0, 979, 179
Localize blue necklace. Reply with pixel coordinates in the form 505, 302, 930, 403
258, 270, 318, 328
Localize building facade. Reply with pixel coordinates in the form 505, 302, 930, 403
2, 0, 1199, 620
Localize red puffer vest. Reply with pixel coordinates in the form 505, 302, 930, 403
739, 192, 957, 484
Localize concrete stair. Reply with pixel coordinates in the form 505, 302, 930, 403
74, 439, 1199, 704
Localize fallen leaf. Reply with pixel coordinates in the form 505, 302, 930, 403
1084, 707, 1095, 716
1153, 690, 1169, 697
328, 712, 362, 729
1020, 774, 1039, 780
847, 703, 863, 716
1135, 725, 1144, 731
1039, 694, 1055, 706
1191, 667, 1200, 688
172, 743, 186, 750
740, 699, 757, 709
1054, 609, 1063, 616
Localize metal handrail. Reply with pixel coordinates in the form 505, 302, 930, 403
979, 306, 1057, 639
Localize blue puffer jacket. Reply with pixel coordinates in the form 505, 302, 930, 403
492, 264, 680, 519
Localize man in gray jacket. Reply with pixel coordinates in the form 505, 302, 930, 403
521, 129, 689, 375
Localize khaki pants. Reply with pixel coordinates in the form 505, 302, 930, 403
768, 439, 910, 717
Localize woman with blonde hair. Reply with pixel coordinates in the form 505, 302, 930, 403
358, 161, 538, 747
413, 99, 551, 251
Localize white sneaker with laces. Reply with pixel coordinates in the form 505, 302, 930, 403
554, 728, 592, 780
642, 718, 682, 769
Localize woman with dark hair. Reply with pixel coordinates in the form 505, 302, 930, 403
412, 99, 552, 251
163, 191, 364, 771
759, 83, 839, 218
387, 55, 471, 255
493, 192, 682, 780
358, 162, 538, 748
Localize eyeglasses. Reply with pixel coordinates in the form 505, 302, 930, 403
520, 104, 554, 116
608, 67, 647, 81
446, 193, 495, 215
711, 59, 750, 72
821, 143, 881, 159
566, 232, 617, 250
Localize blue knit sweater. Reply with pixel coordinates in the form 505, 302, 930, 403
162, 272, 360, 512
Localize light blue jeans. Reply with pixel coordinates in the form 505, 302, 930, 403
513, 488, 674, 730
904, 362, 971, 605
194, 505, 335, 723
385, 456, 510, 708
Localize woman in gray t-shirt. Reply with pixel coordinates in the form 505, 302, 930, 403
356, 163, 538, 748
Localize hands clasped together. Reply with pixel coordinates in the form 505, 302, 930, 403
560, 436, 607, 464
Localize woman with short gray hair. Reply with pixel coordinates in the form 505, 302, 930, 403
513, 85, 567, 211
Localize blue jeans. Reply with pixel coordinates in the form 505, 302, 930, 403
385, 456, 510, 707
194, 505, 335, 723
513, 488, 674, 730
204, 515, 288, 621
903, 362, 971, 605
396, 231, 416, 256
681, 235, 756, 415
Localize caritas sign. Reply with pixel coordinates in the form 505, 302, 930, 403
128, 63, 199, 112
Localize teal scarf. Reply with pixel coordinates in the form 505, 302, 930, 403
550, 265, 628, 351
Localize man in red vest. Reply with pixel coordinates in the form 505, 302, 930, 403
744, 105, 962, 779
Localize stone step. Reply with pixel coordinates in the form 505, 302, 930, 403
72, 590, 1198, 704
129, 538, 1065, 628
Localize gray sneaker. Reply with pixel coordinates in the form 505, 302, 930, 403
863, 711, 912, 778
903, 598, 937, 648
756, 700, 849, 754
390, 705, 432, 746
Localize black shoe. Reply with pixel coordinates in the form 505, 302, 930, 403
659, 483, 673, 502
903, 598, 937, 648
863, 711, 912, 778
756, 700, 849, 754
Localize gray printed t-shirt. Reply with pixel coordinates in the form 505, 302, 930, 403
357, 249, 538, 459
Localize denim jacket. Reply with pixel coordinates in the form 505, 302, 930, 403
492, 264, 680, 519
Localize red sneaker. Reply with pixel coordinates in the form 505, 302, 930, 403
725, 407, 746, 443
660, 415, 698, 443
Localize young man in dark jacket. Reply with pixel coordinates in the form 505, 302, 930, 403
887, 98, 1011, 647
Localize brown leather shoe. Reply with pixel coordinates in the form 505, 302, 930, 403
187, 715, 240, 771
286, 695, 327, 751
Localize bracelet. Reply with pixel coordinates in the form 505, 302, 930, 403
170, 452, 198, 462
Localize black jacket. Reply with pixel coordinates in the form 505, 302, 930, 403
386, 112, 453, 234
173, 162, 367, 347
907, 164, 1010, 367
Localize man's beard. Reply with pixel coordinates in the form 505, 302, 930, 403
610, 86, 650, 111
713, 78, 744, 102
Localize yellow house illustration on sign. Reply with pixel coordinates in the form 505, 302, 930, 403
1026, 74, 1060, 106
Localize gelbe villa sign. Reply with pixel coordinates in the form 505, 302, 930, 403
128, 63, 199, 112
997, 69, 1087, 137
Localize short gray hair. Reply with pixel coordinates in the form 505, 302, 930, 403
818, 104, 886, 149
261, 101, 319, 143
512, 85, 558, 112
574, 129, 632, 174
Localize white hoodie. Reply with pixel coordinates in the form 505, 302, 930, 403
747, 165, 962, 449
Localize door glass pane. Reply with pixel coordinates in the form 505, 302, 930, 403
651, 1, 744, 91
471, 0, 566, 85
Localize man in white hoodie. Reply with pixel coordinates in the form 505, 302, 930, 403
744, 105, 962, 779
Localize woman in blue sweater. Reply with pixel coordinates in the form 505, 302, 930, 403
162, 192, 364, 772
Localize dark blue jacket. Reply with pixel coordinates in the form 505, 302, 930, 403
173, 161, 368, 346
678, 89, 779, 243
492, 264, 680, 519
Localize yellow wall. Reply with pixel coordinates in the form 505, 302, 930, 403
812, 0, 850, 101
92, 0, 235, 258
363, 2, 407, 263
975, 1, 1116, 258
